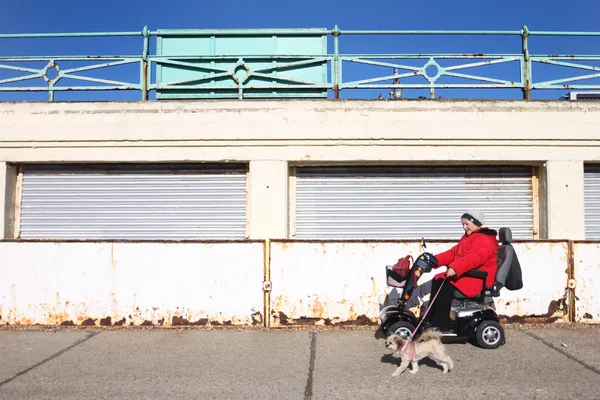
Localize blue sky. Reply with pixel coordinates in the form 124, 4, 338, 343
1, 0, 599, 102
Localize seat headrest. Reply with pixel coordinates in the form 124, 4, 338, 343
499, 227, 512, 244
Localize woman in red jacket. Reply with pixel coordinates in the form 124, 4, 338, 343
423, 210, 499, 331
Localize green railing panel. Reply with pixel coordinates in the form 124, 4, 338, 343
1, 26, 600, 101
154, 29, 329, 99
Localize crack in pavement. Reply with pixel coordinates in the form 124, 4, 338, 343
0, 331, 101, 388
521, 329, 600, 375
304, 331, 317, 400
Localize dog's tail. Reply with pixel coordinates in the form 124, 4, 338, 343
416, 329, 442, 342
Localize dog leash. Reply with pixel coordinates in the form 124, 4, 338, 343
400, 277, 447, 360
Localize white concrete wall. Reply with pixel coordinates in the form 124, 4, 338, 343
269, 241, 570, 326
544, 161, 586, 240
0, 241, 265, 326
1, 99, 599, 240
248, 161, 288, 239
2, 239, 598, 326
574, 243, 600, 323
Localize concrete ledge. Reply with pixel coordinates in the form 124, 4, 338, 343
2, 99, 600, 163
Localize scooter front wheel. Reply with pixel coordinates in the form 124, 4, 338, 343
387, 321, 415, 339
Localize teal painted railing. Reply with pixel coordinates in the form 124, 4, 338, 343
1, 26, 599, 101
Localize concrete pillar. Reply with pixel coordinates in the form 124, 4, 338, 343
0, 163, 17, 239
543, 160, 585, 240
248, 161, 289, 239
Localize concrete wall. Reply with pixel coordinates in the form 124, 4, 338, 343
574, 243, 600, 323
248, 161, 289, 239
1, 99, 600, 240
269, 241, 571, 326
544, 161, 586, 240
2, 100, 600, 164
0, 241, 265, 326
1, 239, 597, 327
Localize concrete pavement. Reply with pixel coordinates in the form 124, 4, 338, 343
1, 325, 599, 400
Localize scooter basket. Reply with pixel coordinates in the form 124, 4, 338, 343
386, 266, 407, 288
386, 255, 413, 288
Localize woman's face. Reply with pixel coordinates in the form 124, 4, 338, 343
461, 218, 480, 236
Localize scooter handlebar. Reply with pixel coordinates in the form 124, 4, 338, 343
414, 252, 438, 273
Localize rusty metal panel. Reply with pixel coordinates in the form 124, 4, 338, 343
495, 242, 569, 322
0, 241, 264, 326
269, 241, 569, 326
269, 241, 444, 326
573, 243, 600, 323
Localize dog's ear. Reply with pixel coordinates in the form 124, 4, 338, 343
393, 335, 405, 346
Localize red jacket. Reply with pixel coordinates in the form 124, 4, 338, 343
433, 228, 499, 298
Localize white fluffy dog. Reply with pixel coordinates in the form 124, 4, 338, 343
385, 330, 454, 376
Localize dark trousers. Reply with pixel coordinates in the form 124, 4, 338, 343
423, 278, 455, 329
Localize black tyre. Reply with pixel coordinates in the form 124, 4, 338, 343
387, 321, 415, 339
475, 320, 505, 349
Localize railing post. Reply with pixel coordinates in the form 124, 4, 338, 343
332, 25, 341, 99
141, 25, 150, 101
521, 25, 531, 100
47, 58, 55, 102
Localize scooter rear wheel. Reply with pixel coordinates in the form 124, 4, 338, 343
387, 321, 415, 339
475, 320, 505, 349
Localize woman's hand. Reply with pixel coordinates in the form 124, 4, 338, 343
446, 268, 456, 277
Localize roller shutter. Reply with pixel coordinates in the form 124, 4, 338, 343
19, 164, 247, 239
294, 166, 534, 239
584, 164, 600, 239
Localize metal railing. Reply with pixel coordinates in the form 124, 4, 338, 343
1, 25, 600, 101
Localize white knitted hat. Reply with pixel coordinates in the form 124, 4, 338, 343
461, 210, 485, 227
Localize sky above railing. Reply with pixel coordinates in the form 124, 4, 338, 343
1, 0, 599, 102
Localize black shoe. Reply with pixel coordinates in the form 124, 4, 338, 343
421, 322, 451, 333
420, 321, 436, 331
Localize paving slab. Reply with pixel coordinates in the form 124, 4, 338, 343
1, 326, 599, 400
521, 325, 600, 373
312, 327, 600, 400
0, 330, 90, 384
0, 329, 310, 400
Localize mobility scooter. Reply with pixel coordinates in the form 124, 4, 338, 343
377, 227, 522, 350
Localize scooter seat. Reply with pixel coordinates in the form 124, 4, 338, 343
453, 289, 493, 304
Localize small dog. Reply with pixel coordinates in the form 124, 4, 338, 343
385, 330, 454, 376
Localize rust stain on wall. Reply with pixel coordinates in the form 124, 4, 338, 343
5, 304, 258, 327
500, 298, 568, 324
271, 293, 381, 327
110, 244, 119, 322
278, 242, 291, 251
311, 297, 325, 317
